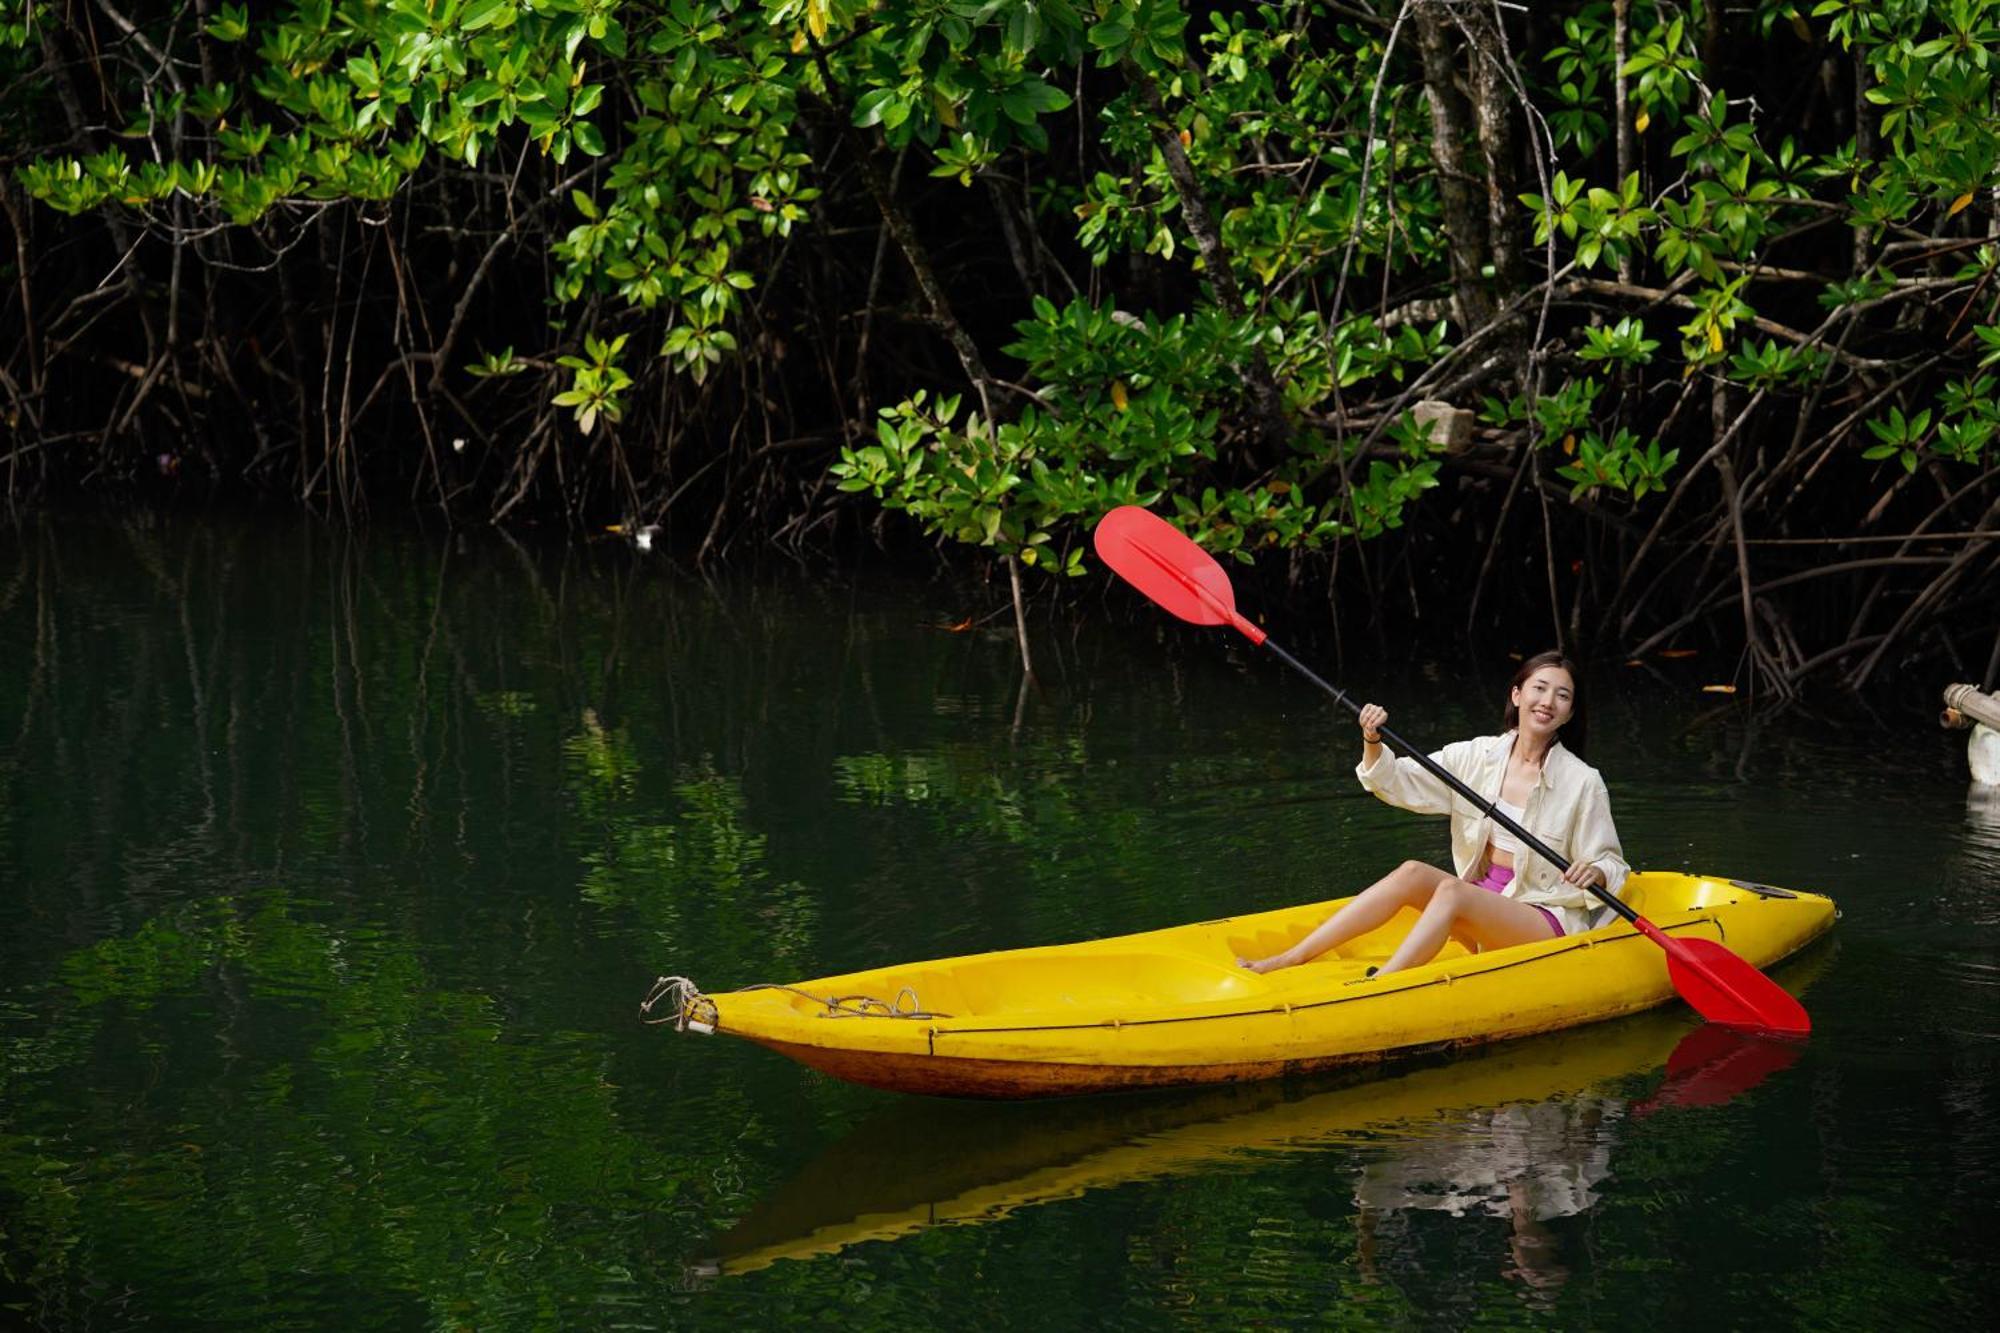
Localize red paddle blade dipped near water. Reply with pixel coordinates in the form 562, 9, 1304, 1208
1090, 504, 1814, 1039
1639, 923, 1812, 1036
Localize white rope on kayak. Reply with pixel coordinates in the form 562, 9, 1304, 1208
640, 975, 950, 1029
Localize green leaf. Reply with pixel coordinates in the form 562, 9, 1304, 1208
462, 0, 511, 32
204, 2, 249, 42
853, 88, 900, 129
1014, 79, 1071, 115
1088, 14, 1133, 50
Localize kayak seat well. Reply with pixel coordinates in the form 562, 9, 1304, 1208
1223, 907, 1474, 975
927, 953, 1267, 1017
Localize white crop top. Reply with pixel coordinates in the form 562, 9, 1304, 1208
1489, 798, 1526, 855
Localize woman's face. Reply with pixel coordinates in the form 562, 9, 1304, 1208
1511, 665, 1576, 739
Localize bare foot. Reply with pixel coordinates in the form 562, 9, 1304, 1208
1236, 954, 1290, 974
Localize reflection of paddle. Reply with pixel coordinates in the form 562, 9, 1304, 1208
1632, 1024, 1805, 1118
1091, 504, 1811, 1036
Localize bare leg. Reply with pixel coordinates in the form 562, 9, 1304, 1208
1377, 876, 1562, 974
1238, 861, 1450, 973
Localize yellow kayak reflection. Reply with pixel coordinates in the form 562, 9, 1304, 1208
703, 952, 1825, 1276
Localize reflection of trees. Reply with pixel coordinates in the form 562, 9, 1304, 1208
835, 740, 1171, 851
1, 889, 752, 1327
569, 714, 819, 975
829, 742, 1345, 953
0, 521, 877, 1321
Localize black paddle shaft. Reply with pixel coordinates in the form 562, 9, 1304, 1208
1258, 639, 1640, 927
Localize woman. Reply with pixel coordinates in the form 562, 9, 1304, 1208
1239, 652, 1628, 976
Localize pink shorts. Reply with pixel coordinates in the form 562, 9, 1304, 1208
1472, 863, 1564, 938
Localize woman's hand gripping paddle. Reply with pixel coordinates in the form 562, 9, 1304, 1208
1091, 504, 1811, 1037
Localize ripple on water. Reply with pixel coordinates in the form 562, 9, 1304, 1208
1928, 949, 2000, 1044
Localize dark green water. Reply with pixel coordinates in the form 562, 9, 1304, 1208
2, 516, 1994, 1329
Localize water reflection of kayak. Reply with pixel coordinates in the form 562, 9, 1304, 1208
702, 990, 1820, 1277
662, 872, 1835, 1097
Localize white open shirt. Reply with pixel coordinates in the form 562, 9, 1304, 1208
1356, 731, 1631, 936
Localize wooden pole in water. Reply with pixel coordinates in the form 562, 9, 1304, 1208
1942, 684, 2000, 785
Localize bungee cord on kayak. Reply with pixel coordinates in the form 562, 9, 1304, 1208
643, 976, 951, 1032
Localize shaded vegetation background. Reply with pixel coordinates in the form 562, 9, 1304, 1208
7, 0, 2000, 692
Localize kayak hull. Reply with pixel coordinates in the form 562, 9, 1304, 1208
674, 872, 1835, 1099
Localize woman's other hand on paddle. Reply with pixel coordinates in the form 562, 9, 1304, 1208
1561, 860, 1606, 889
1358, 703, 1386, 746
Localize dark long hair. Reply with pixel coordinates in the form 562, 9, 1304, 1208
1502, 651, 1587, 758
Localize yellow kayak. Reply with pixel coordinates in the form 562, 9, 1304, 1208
656, 871, 1835, 1098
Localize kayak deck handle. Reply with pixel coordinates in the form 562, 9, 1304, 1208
1728, 879, 1799, 899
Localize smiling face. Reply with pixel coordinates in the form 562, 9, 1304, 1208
1511, 664, 1576, 741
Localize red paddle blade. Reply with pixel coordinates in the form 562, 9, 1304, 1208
1093, 507, 1264, 643
1637, 922, 1811, 1035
